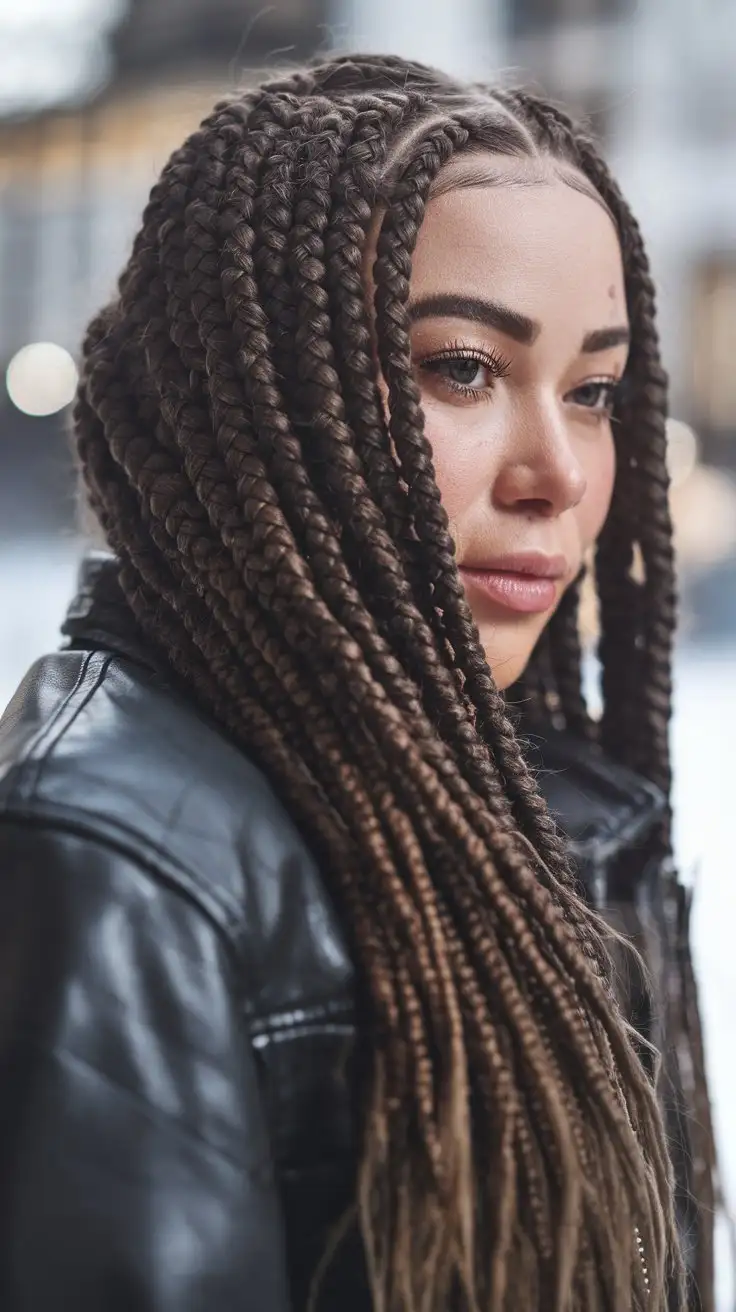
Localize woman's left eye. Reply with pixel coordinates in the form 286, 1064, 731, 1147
568, 379, 620, 415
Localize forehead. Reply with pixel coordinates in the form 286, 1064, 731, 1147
410, 156, 627, 327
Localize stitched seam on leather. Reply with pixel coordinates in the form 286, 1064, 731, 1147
251, 1023, 354, 1049
248, 999, 355, 1037
10, 652, 112, 807
0, 810, 244, 954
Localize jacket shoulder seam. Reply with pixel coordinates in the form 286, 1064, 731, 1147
7, 651, 113, 808
0, 807, 245, 953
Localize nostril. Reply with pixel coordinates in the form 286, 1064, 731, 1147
516, 498, 556, 518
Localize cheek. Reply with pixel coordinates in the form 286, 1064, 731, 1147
577, 430, 616, 548
422, 399, 501, 539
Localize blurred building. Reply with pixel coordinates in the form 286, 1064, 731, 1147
350, 0, 736, 466
1, 0, 735, 542
0, 0, 329, 535
505, 0, 736, 471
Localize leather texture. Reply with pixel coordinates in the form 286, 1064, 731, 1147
0, 554, 667, 1310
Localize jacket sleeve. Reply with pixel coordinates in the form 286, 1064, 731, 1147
0, 819, 293, 1312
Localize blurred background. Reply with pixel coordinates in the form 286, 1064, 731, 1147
1, 0, 735, 1302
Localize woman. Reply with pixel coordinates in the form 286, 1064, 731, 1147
0, 53, 716, 1311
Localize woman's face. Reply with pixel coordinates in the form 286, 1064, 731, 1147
375, 155, 628, 690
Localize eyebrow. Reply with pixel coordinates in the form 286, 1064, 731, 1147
407, 293, 630, 354
580, 325, 631, 353
408, 294, 539, 345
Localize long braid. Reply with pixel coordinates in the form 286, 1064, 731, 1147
503, 87, 716, 1310
149, 90, 612, 1012
547, 575, 595, 741
74, 64, 687, 1311
496, 90, 672, 779
80, 313, 476, 1283
231, 85, 597, 960
250, 91, 509, 820
373, 124, 586, 895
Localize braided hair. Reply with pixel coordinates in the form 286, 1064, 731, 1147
74, 53, 713, 1311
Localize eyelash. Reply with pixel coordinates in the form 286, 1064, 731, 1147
418, 340, 623, 417
419, 341, 511, 402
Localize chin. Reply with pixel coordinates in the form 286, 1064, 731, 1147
477, 623, 544, 692
484, 647, 535, 692
489, 660, 530, 692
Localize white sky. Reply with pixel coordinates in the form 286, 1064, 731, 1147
0, 0, 127, 112
0, 0, 121, 26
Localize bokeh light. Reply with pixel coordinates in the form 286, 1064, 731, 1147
6, 342, 79, 417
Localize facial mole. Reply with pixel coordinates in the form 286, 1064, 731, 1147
608, 284, 616, 299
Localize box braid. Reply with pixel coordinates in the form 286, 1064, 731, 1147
498, 88, 717, 1310
495, 90, 672, 781
74, 55, 693, 1311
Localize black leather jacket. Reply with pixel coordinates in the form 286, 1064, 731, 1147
0, 555, 667, 1311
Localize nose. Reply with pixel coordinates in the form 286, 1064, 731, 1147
493, 400, 587, 518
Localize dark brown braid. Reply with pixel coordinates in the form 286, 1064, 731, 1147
499, 86, 717, 1310
74, 54, 703, 1311
548, 574, 595, 741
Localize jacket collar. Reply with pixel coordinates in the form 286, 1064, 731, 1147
61, 553, 665, 904
62, 550, 165, 671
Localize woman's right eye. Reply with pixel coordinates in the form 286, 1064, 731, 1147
419, 346, 512, 400
433, 358, 488, 388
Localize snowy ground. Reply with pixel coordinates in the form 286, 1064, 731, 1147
1, 537, 735, 1305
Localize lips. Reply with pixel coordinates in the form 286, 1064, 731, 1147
458, 552, 568, 616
